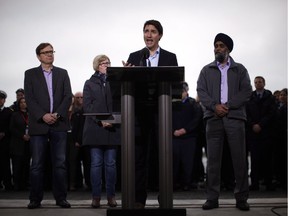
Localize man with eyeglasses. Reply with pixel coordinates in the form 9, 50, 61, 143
24, 43, 73, 209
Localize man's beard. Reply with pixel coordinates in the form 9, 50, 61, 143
215, 52, 228, 63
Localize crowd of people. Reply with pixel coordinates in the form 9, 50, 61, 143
0, 19, 286, 212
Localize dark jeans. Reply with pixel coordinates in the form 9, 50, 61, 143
29, 130, 68, 202
90, 146, 117, 198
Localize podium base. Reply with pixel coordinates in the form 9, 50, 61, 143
107, 208, 186, 216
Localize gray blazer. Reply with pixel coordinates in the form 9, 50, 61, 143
196, 57, 252, 120
24, 65, 72, 135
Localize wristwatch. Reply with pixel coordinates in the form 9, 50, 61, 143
54, 113, 61, 119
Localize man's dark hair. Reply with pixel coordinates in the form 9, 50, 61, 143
255, 76, 266, 84
16, 88, 24, 94
35, 43, 53, 55
143, 20, 163, 35
280, 88, 287, 95
181, 81, 189, 92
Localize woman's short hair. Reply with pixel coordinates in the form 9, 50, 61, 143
93, 55, 110, 71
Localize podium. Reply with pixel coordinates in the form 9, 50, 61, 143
106, 66, 186, 216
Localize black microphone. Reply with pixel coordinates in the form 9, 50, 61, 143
141, 47, 150, 59
139, 47, 150, 66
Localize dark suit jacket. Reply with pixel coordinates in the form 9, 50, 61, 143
172, 97, 202, 139
126, 47, 178, 106
127, 47, 178, 66
126, 47, 178, 136
24, 65, 72, 135
246, 89, 277, 139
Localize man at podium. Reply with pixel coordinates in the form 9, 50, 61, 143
122, 19, 178, 208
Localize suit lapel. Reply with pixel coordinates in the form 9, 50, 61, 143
158, 48, 165, 66
36, 66, 49, 93
52, 67, 58, 95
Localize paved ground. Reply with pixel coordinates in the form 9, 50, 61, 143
0, 187, 286, 216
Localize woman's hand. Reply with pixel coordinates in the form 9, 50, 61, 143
101, 121, 112, 128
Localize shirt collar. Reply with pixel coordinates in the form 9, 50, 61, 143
217, 57, 231, 69
42, 66, 53, 73
182, 96, 189, 103
149, 47, 160, 58
256, 90, 264, 95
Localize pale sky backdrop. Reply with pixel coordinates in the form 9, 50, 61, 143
0, 0, 287, 106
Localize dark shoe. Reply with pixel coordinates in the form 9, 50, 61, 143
236, 201, 250, 211
56, 200, 71, 208
202, 200, 219, 210
91, 198, 100, 208
27, 201, 41, 209
107, 197, 117, 207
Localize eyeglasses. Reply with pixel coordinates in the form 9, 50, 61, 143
100, 62, 111, 66
75, 97, 83, 99
39, 50, 55, 55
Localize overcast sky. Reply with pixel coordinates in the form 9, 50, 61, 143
0, 0, 287, 106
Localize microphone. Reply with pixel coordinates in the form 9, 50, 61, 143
139, 47, 150, 66
140, 47, 150, 59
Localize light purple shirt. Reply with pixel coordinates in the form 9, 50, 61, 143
42, 68, 53, 112
217, 59, 230, 104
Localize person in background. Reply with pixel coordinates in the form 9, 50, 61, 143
66, 95, 75, 190
9, 97, 30, 191
172, 81, 202, 191
246, 76, 277, 191
82, 55, 120, 208
273, 88, 287, 189
0, 90, 13, 191
197, 33, 252, 211
24, 42, 72, 209
70, 91, 91, 191
191, 96, 206, 189
273, 90, 281, 108
10, 88, 25, 112
122, 19, 178, 208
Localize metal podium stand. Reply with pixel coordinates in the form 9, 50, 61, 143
106, 66, 186, 216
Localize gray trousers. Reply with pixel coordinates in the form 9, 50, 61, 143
205, 116, 249, 201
